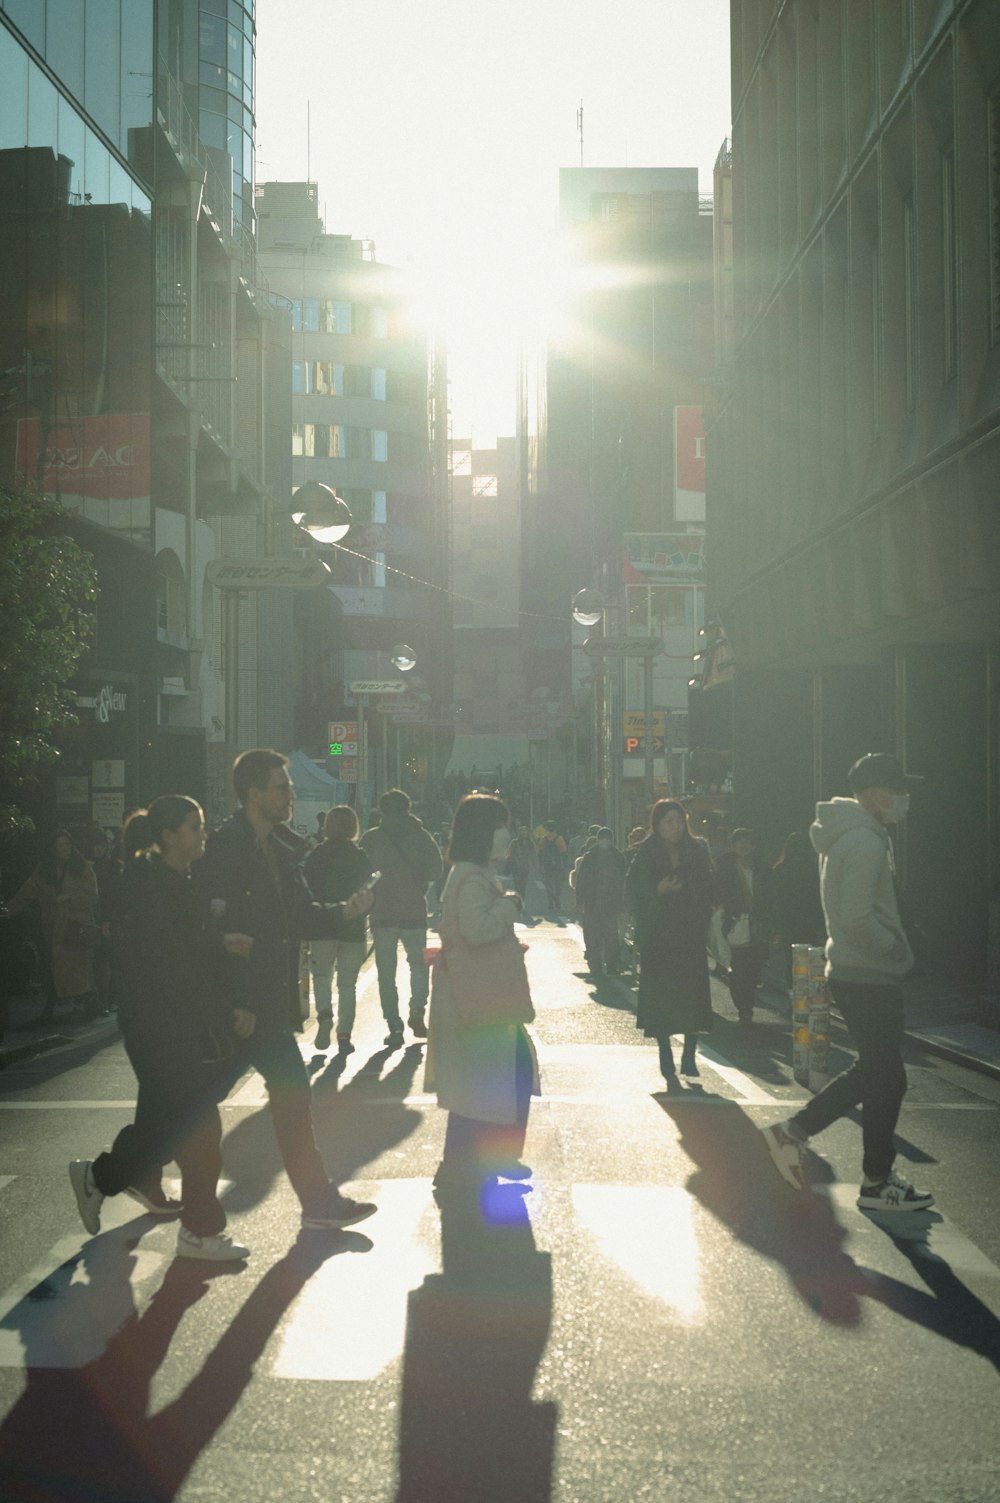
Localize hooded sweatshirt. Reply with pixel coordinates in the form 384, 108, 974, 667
810, 798, 913, 984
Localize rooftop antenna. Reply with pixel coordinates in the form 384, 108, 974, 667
576, 100, 584, 167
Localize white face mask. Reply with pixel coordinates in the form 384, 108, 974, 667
491, 827, 512, 859
884, 787, 908, 823
881, 792, 910, 823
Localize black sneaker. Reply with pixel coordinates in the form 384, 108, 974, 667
408, 1014, 428, 1038
857, 1172, 934, 1213
301, 1193, 377, 1231
384, 1028, 405, 1048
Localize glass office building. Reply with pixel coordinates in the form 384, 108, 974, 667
197, 0, 255, 227
0, 1, 154, 543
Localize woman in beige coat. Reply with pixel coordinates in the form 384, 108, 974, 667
426, 794, 540, 1194
7, 830, 99, 1020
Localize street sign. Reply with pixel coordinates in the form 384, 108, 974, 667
583, 635, 662, 657
348, 680, 406, 694
328, 721, 358, 744
206, 558, 332, 589
374, 701, 404, 714
623, 710, 666, 754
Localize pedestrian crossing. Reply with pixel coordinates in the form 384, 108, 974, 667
0, 1169, 997, 1382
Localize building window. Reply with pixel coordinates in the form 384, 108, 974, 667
372, 430, 388, 462
322, 299, 352, 333
451, 449, 472, 475
291, 361, 310, 394
313, 361, 343, 395
371, 367, 387, 400
373, 490, 387, 523
942, 147, 957, 382
472, 474, 498, 496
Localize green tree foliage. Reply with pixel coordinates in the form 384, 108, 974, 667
0, 485, 98, 838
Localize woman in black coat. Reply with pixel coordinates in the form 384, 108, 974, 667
69, 796, 251, 1263
625, 800, 715, 1089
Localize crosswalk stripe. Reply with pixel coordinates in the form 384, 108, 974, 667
815, 1184, 1000, 1281
0, 1174, 998, 1380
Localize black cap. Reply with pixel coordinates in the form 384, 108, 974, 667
848, 753, 923, 793
597, 827, 613, 839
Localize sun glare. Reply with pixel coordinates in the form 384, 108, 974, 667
407, 225, 582, 440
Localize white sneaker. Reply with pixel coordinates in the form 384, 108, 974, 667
176, 1226, 250, 1262
69, 1159, 104, 1235
760, 1121, 808, 1190
857, 1172, 934, 1213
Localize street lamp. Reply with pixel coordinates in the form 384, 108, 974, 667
291, 480, 353, 544
572, 587, 605, 626
390, 643, 417, 672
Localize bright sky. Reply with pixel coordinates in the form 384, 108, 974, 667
254, 1, 732, 441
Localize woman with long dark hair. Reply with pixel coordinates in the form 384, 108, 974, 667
426, 793, 539, 1192
6, 829, 99, 1022
69, 795, 251, 1262
625, 799, 715, 1089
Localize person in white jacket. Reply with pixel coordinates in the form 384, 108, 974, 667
426, 793, 540, 1194
761, 753, 934, 1213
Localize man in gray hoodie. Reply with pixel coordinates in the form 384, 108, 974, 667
761, 753, 934, 1212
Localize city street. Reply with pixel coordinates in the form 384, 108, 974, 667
0, 919, 998, 1503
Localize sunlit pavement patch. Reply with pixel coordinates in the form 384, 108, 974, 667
571, 1184, 704, 1323
270, 1179, 438, 1382
0, 1195, 174, 1368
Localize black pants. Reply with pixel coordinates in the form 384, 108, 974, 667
237, 1027, 333, 1216
790, 980, 907, 1181
582, 912, 620, 972
657, 1035, 698, 1078
92, 1031, 226, 1237
541, 869, 562, 909
728, 943, 766, 1019
439, 1029, 533, 1178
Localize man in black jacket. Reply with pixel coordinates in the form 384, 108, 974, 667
198, 749, 376, 1231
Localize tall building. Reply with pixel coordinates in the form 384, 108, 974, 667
1, 2, 158, 833
1, 0, 297, 837
257, 181, 450, 814
707, 0, 1000, 984
525, 167, 715, 828
448, 435, 535, 785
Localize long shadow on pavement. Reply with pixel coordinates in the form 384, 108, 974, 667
658, 1099, 1000, 1372
218, 1041, 425, 1216
395, 1182, 557, 1503
0, 1225, 370, 1501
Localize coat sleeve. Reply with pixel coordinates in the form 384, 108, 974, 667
454, 871, 520, 945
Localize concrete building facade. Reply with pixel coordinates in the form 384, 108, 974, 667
525, 167, 714, 829
257, 181, 450, 813
707, 0, 1000, 983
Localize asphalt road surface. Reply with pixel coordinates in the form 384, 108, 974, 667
0, 919, 997, 1503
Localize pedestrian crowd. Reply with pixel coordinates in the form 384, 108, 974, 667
0, 745, 934, 1269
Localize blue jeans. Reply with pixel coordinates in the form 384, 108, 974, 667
373, 925, 429, 1026
310, 939, 366, 1036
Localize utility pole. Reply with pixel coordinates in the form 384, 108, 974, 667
577, 100, 584, 167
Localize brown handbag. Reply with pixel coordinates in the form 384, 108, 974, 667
439, 874, 534, 1027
